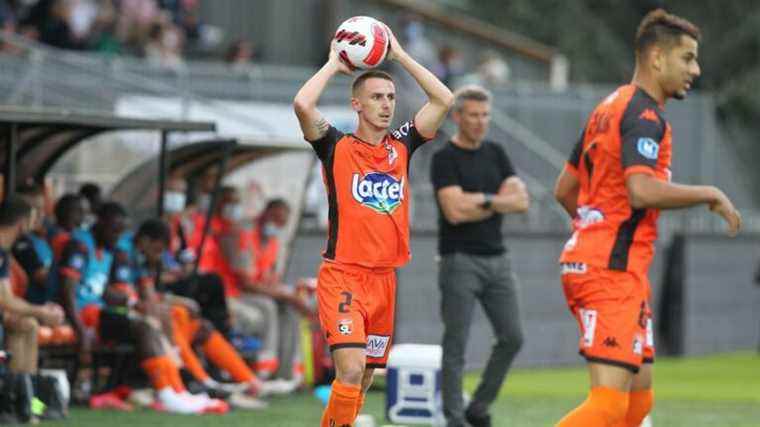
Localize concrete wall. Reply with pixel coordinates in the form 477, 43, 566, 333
286, 230, 760, 369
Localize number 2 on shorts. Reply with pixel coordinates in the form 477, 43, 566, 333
338, 291, 353, 313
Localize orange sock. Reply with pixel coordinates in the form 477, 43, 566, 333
556, 386, 629, 427
141, 356, 175, 391
353, 392, 366, 419
320, 380, 361, 427
623, 389, 653, 427
203, 331, 255, 383
174, 327, 211, 383
165, 358, 186, 393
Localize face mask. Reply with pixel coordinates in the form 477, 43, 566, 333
262, 222, 282, 239
222, 204, 244, 222
163, 191, 186, 214
197, 194, 211, 212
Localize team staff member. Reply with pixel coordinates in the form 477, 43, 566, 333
294, 25, 453, 426
553, 9, 741, 426
431, 85, 529, 427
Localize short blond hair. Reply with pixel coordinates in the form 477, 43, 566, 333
453, 85, 492, 111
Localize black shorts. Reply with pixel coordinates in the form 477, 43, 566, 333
98, 309, 135, 345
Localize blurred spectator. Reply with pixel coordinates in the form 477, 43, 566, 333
116, 0, 159, 49
38, 0, 85, 49
458, 51, 511, 88
225, 39, 256, 69
432, 45, 465, 87
144, 19, 184, 70
0, 0, 16, 52
174, 0, 199, 43
88, 0, 122, 54
67, 0, 98, 42
400, 15, 436, 68
0, 0, 221, 61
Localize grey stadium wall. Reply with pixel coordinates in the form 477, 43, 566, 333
286, 231, 760, 370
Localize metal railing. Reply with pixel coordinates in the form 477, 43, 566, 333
2, 32, 758, 234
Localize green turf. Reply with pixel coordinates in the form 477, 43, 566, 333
58, 351, 760, 426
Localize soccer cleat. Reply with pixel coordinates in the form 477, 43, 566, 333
127, 388, 155, 408
465, 407, 492, 427
227, 393, 269, 410
201, 398, 230, 414
89, 391, 134, 412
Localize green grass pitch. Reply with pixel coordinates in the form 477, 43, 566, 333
58, 351, 760, 426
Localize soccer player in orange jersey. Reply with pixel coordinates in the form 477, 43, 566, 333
553, 9, 742, 427
294, 26, 453, 427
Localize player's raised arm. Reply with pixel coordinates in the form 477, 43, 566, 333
293, 46, 353, 141
384, 26, 454, 139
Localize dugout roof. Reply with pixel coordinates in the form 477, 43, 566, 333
109, 137, 308, 217
0, 105, 216, 195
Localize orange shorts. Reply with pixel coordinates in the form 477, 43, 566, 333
317, 261, 396, 368
561, 263, 655, 373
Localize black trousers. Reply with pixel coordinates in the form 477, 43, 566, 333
166, 273, 230, 336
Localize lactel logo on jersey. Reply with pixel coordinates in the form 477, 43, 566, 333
351, 172, 405, 213
637, 137, 660, 160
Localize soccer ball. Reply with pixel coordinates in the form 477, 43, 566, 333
332, 16, 389, 70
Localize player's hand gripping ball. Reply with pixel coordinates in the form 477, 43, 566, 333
332, 16, 389, 70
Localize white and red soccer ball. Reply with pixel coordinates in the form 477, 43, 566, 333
332, 16, 389, 70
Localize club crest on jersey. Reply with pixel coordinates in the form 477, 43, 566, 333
637, 137, 660, 160
351, 172, 405, 213
383, 141, 398, 165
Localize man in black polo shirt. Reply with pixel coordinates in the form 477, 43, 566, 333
431, 85, 529, 427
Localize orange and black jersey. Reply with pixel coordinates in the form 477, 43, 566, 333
560, 84, 673, 275
309, 121, 430, 268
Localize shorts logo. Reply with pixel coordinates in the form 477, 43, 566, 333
366, 335, 390, 358
579, 309, 597, 348
560, 262, 587, 275
351, 173, 405, 213
338, 319, 353, 336
633, 333, 643, 355
637, 137, 660, 160
603, 336, 620, 348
